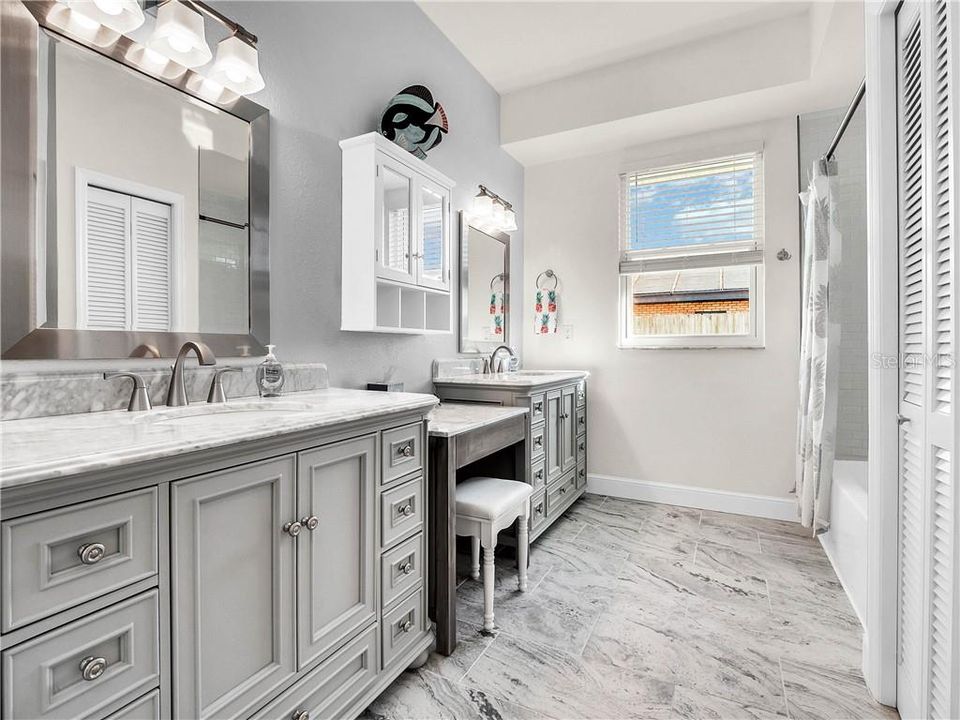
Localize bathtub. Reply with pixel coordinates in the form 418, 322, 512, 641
818, 459, 868, 627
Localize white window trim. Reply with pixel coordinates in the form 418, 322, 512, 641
74, 168, 184, 329
617, 150, 766, 350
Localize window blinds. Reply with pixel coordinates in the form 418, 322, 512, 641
619, 152, 764, 274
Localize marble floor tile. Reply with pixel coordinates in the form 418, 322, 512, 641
781, 660, 899, 720
366, 496, 886, 720
362, 668, 546, 720
465, 630, 674, 719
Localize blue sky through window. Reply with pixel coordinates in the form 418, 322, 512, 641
627, 162, 756, 251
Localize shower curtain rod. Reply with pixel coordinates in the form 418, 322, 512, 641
823, 79, 866, 162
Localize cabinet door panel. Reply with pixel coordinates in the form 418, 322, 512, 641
376, 159, 415, 284
545, 389, 563, 483
417, 177, 449, 291
561, 385, 577, 473
297, 435, 377, 669
171, 456, 297, 720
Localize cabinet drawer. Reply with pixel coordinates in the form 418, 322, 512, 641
576, 381, 586, 408
381, 422, 423, 486
530, 423, 545, 461
2, 591, 160, 720
576, 406, 587, 437
576, 462, 587, 490
531, 457, 546, 489
530, 490, 548, 534
576, 436, 587, 460
381, 533, 424, 610
545, 472, 577, 516
380, 475, 424, 549
2, 488, 158, 632
250, 625, 377, 720
381, 587, 426, 670
105, 689, 159, 720
526, 393, 545, 424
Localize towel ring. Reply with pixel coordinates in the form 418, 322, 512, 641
489, 273, 505, 290
536, 269, 559, 290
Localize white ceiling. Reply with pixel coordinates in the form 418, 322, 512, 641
419, 1, 812, 94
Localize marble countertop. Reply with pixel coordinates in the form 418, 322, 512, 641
427, 403, 529, 437
0, 388, 438, 488
433, 370, 589, 388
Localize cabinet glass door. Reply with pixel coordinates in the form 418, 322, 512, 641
417, 180, 449, 291
378, 162, 414, 283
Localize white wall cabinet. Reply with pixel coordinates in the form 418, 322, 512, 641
341, 132, 455, 334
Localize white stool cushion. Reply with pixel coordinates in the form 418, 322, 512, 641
455, 477, 533, 521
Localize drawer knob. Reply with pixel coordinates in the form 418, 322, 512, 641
79, 655, 107, 681
533, 402, 543, 413
399, 503, 414, 517
398, 442, 415, 458
399, 619, 414, 633
283, 521, 303, 537
401, 561, 414, 575
77, 542, 106, 565
534, 437, 543, 447
300, 515, 319, 531
559, 486, 567, 495
535, 502, 544, 514
292, 710, 310, 720
535, 470, 543, 480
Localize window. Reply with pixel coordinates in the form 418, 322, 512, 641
618, 152, 765, 348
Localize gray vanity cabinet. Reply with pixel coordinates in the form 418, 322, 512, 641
296, 436, 377, 670
433, 376, 588, 541
170, 456, 298, 720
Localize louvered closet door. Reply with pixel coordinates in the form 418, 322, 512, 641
131, 197, 173, 331
83, 186, 131, 329
896, 1, 959, 718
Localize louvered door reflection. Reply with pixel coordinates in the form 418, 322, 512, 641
896, 2, 959, 718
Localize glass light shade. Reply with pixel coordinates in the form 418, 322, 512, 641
472, 191, 493, 219
502, 207, 518, 232
491, 199, 506, 227
148, 0, 212, 68
65, 0, 145, 33
209, 36, 265, 95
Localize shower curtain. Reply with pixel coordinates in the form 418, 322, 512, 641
796, 164, 842, 531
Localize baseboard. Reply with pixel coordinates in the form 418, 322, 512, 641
586, 473, 798, 522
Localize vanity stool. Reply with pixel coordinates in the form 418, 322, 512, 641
455, 477, 533, 631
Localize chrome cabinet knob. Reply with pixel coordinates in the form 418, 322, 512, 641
535, 502, 544, 515
534, 437, 543, 447
559, 486, 567, 495
398, 443, 415, 458
399, 619, 413, 633
79, 655, 107, 681
533, 402, 543, 413
401, 561, 414, 575
535, 469, 543, 480
78, 543, 106, 565
291, 710, 310, 720
283, 521, 303, 537
399, 503, 414, 517
300, 516, 319, 531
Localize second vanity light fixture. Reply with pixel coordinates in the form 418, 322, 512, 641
471, 186, 518, 233
64, 0, 265, 95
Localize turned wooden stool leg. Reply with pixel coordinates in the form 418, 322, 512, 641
471, 536, 481, 580
482, 544, 496, 631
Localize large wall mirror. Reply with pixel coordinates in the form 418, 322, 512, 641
459, 212, 510, 353
1, 6, 269, 359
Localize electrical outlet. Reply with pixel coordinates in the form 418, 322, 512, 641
562, 324, 574, 340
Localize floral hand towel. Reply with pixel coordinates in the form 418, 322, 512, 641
490, 290, 505, 338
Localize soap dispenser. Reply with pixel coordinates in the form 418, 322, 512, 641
256, 344, 285, 397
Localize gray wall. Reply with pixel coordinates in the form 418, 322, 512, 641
220, 1, 525, 393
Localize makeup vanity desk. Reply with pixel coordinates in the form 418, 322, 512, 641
426, 403, 529, 655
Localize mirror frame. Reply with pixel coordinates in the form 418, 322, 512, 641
0, 2, 270, 360
458, 211, 510, 354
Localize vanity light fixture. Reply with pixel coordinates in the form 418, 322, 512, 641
209, 34, 265, 96
65, 0, 145, 33
148, 0, 212, 68
471, 185, 518, 233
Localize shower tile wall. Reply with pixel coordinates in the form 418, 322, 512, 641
798, 106, 868, 461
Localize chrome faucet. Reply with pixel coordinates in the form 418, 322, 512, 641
488, 345, 517, 374
166, 341, 217, 407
